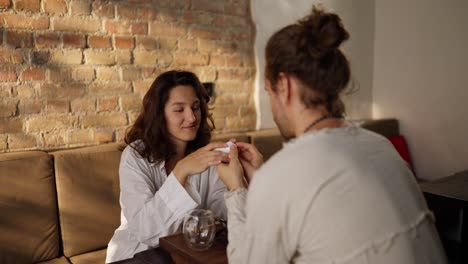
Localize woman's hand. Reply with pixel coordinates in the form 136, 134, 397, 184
216, 144, 246, 191
235, 142, 263, 183
173, 142, 230, 185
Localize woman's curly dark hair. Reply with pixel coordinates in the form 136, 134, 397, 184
125, 70, 214, 163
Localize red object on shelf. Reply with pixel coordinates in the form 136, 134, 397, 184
388, 135, 416, 176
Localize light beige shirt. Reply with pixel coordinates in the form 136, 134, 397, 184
225, 127, 447, 264
106, 143, 227, 263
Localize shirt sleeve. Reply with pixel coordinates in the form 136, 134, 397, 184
224, 185, 290, 264
205, 166, 228, 220
119, 148, 199, 247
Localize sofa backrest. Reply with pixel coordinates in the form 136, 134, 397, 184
248, 129, 283, 161
0, 151, 60, 264
52, 143, 122, 258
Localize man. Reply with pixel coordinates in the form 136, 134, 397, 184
216, 6, 447, 264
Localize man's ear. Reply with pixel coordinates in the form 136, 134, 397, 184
276, 72, 291, 105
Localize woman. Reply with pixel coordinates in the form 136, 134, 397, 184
106, 70, 229, 263
216, 6, 447, 263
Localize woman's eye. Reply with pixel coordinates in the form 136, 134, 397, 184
174, 109, 183, 112
192, 106, 200, 111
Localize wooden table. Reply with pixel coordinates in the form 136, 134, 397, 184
159, 232, 228, 264
420, 170, 468, 264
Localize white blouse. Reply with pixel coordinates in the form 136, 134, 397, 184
106, 143, 227, 263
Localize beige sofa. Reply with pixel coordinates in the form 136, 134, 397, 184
0, 119, 399, 264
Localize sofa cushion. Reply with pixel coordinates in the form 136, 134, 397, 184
0, 151, 60, 264
212, 132, 249, 143
247, 129, 283, 161
69, 249, 106, 264
52, 143, 122, 258
37, 256, 71, 264
360, 118, 399, 138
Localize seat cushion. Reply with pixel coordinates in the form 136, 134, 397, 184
247, 129, 283, 161
69, 249, 106, 264
52, 143, 122, 258
0, 151, 60, 263
37, 256, 71, 264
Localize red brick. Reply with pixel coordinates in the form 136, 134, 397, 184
94, 129, 113, 143
5, 31, 33, 48
73, 67, 95, 81
131, 22, 147, 35
71, 97, 95, 112
35, 33, 61, 48
88, 81, 131, 96
21, 67, 45, 81
157, 9, 179, 22
8, 133, 37, 149
0, 55, 19, 72
182, 11, 213, 25
0, 68, 17, 82
192, 0, 224, 13
121, 67, 141, 81
0, 99, 18, 117
136, 36, 158, 50
174, 52, 208, 66
87, 36, 111, 49
81, 113, 128, 128
153, 0, 189, 9
50, 49, 82, 65
0, 14, 49, 30
225, 2, 247, 16
16, 84, 35, 97
179, 39, 197, 51
0, 0, 11, 8
43, 0, 67, 14
209, 55, 225, 66
92, 1, 114, 18
48, 67, 72, 81
114, 36, 134, 49
0, 118, 23, 134
96, 67, 119, 81
121, 95, 141, 111
70, 0, 90, 16
40, 83, 86, 98
137, 8, 157, 20
53, 17, 100, 32
13, 0, 40, 12
63, 34, 86, 48
31, 51, 51, 65
105, 20, 131, 34
117, 5, 137, 19
19, 99, 43, 114
45, 99, 69, 113
98, 96, 118, 112
189, 26, 225, 40
150, 22, 186, 37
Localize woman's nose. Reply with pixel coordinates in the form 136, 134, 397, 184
186, 109, 196, 122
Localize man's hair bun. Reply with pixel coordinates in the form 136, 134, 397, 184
298, 6, 349, 59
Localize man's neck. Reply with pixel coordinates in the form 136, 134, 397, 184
294, 109, 343, 137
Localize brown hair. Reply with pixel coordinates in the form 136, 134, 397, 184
125, 70, 214, 163
265, 6, 351, 117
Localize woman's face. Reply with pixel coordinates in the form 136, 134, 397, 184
164, 85, 202, 146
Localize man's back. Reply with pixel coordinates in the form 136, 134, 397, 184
241, 127, 446, 263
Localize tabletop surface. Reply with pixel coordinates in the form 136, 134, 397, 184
159, 231, 228, 264
419, 170, 468, 202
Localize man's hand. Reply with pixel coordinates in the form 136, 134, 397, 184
216, 144, 246, 191
235, 142, 263, 183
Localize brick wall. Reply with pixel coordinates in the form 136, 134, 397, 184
0, 0, 256, 151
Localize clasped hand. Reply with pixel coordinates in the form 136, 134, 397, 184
216, 141, 264, 191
